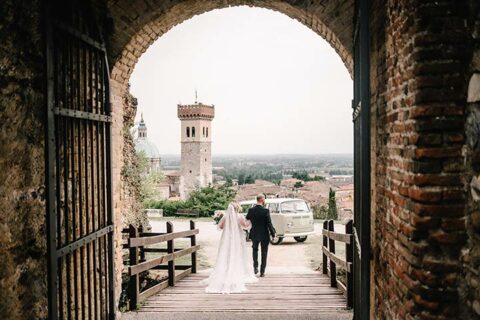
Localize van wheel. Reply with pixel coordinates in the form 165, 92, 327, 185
294, 236, 308, 242
270, 236, 283, 245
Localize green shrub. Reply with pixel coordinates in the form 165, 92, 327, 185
146, 185, 236, 217
312, 204, 328, 219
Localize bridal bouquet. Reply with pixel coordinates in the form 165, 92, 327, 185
213, 210, 224, 225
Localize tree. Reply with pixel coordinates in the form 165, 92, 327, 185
244, 175, 255, 184
327, 188, 338, 220
238, 172, 246, 185
136, 151, 165, 205
292, 171, 309, 181
187, 185, 237, 216
148, 185, 237, 217
294, 181, 304, 189
292, 170, 325, 182
140, 170, 165, 205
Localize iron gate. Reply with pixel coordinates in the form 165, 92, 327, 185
45, 1, 115, 319
352, 0, 371, 319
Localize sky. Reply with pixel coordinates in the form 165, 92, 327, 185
130, 6, 353, 155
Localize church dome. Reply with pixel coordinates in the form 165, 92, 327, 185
135, 138, 160, 159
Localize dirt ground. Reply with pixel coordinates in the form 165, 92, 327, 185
148, 217, 346, 274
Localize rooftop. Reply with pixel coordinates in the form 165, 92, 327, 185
239, 198, 307, 205
177, 103, 215, 120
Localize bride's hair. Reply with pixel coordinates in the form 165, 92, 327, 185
230, 202, 242, 213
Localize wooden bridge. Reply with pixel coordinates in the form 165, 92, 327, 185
123, 221, 353, 319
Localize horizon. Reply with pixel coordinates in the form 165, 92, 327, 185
159, 153, 353, 157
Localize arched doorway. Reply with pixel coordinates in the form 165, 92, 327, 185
107, 1, 370, 318
44, 0, 370, 319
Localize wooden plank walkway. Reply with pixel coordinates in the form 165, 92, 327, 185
132, 272, 351, 317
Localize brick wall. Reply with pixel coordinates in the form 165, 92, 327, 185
372, 1, 479, 319
369, 0, 387, 317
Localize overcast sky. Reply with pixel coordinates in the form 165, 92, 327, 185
130, 6, 353, 155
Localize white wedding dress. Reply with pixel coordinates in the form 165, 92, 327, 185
202, 204, 258, 293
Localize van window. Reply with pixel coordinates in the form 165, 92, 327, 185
268, 203, 279, 213
281, 200, 309, 213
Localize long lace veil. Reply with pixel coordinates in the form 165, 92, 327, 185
203, 204, 257, 293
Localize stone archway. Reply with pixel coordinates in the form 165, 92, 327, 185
105, 0, 357, 311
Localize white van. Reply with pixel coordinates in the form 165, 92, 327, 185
240, 198, 315, 245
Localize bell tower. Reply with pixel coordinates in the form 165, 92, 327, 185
177, 101, 215, 199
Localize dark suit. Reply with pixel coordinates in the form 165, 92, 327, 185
246, 204, 276, 274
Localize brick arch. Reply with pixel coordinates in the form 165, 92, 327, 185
108, 0, 354, 93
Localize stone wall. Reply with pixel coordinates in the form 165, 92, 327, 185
0, 1, 47, 319
180, 141, 213, 198
120, 88, 148, 228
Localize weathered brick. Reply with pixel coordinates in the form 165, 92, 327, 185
415, 147, 462, 159
411, 202, 465, 218
408, 188, 443, 203
409, 105, 465, 119
428, 229, 467, 245
441, 218, 466, 231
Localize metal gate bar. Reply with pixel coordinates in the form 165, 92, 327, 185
45, 1, 115, 319
352, 0, 371, 319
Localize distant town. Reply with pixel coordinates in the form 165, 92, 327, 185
162, 154, 354, 220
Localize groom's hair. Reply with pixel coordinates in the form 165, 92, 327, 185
256, 194, 265, 202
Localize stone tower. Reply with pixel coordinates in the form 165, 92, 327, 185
177, 102, 214, 199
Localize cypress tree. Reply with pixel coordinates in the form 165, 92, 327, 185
327, 188, 338, 220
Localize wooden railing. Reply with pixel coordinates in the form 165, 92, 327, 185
322, 219, 353, 309
124, 221, 199, 310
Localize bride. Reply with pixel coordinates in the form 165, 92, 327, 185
202, 202, 258, 293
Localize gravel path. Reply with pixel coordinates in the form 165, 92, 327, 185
148, 218, 346, 274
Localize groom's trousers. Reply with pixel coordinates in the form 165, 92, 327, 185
252, 240, 269, 273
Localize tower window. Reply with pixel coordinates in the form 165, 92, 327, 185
192, 127, 196, 137
186, 127, 190, 137
206, 127, 209, 137
203, 127, 206, 137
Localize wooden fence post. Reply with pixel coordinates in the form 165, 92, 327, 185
345, 219, 353, 308
322, 220, 328, 275
328, 220, 337, 288
167, 222, 175, 286
128, 225, 139, 310
190, 220, 197, 273
138, 225, 146, 263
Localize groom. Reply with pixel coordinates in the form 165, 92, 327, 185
246, 194, 276, 277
